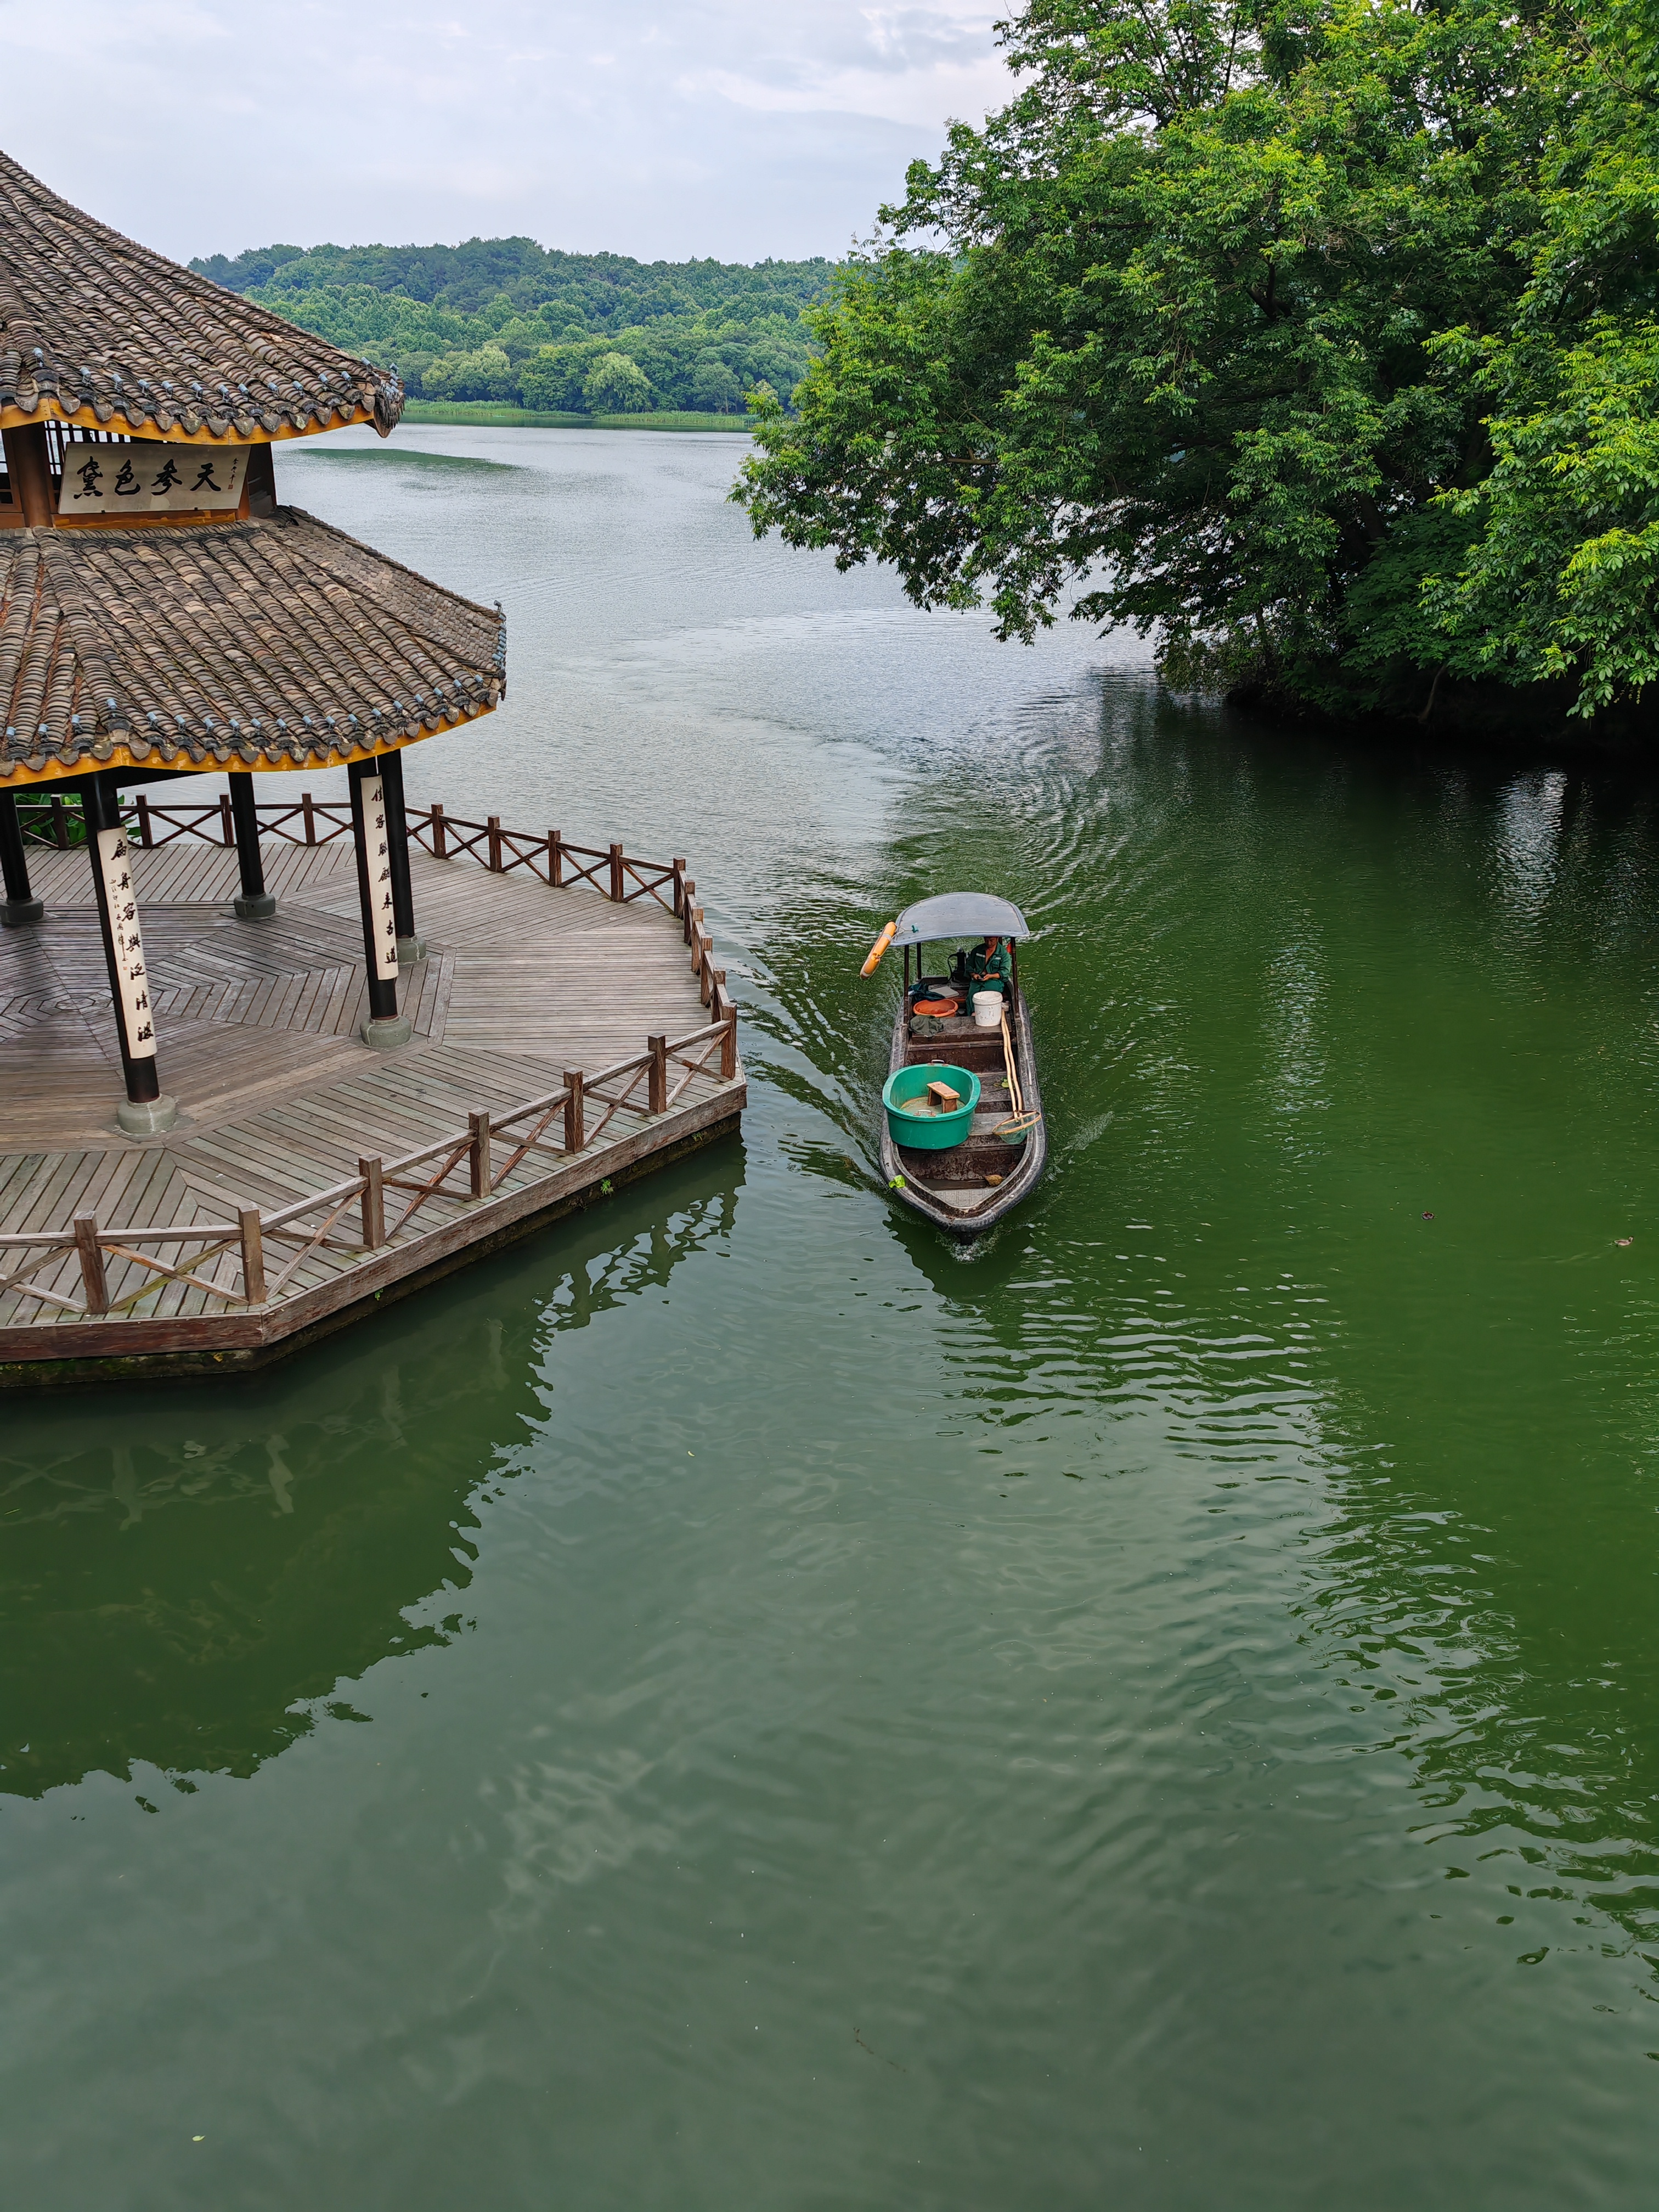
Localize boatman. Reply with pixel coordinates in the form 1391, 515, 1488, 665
953, 935, 1012, 1004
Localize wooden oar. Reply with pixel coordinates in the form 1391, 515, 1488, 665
1000, 1008, 1024, 1116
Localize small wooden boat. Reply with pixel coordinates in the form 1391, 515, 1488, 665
870, 893, 1046, 1235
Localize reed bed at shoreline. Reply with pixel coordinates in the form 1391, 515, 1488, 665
400, 402, 755, 433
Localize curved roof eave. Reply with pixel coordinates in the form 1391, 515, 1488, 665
0, 395, 390, 445
0, 146, 404, 445
0, 507, 505, 785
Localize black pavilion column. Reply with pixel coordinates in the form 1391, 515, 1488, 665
228, 771, 275, 920
376, 748, 424, 962
0, 792, 43, 927
0, 425, 53, 528
349, 757, 411, 1049
82, 772, 178, 1136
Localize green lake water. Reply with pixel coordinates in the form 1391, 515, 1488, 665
5, 430, 1659, 2207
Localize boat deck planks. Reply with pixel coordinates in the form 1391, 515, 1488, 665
0, 838, 743, 1374
878, 993, 1046, 1234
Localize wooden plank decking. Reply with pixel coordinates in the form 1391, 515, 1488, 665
0, 830, 743, 1383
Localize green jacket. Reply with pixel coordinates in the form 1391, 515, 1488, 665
955, 939, 1012, 1001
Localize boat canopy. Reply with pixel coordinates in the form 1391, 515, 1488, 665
892, 893, 1031, 945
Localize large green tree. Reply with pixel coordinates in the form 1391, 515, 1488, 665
737, 0, 1659, 725
583, 352, 654, 414
1427, 3, 1659, 713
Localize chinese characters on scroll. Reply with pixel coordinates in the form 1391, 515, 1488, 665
57, 439, 252, 518
361, 777, 400, 981
95, 829, 157, 1062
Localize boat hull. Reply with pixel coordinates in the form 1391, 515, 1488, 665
877, 986, 1047, 1235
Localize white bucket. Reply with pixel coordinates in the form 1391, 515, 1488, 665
972, 991, 1003, 1029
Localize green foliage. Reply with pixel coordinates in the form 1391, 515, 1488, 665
194, 236, 833, 417
689, 359, 744, 411
517, 336, 625, 410
401, 402, 754, 431
421, 342, 516, 403
583, 352, 653, 413
1426, 4, 1659, 713
736, 0, 1659, 723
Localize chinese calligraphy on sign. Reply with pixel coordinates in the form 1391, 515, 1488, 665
95, 829, 157, 1060
57, 439, 251, 518
361, 777, 400, 981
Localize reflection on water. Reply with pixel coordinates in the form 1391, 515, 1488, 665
0, 1172, 737, 1800
7, 432, 1659, 2208
1493, 766, 1571, 923
751, 693, 1659, 1989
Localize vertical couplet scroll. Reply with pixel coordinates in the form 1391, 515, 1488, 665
82, 772, 178, 1135
376, 748, 423, 961
349, 758, 411, 1049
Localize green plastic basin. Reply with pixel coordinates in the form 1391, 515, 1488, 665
882, 1063, 981, 1150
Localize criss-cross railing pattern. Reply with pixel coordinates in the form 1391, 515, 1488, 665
3, 790, 741, 1330
21, 790, 687, 912
0, 1013, 738, 1328
19, 790, 360, 851
414, 806, 681, 910
20, 791, 731, 1018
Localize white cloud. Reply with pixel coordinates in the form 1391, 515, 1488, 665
0, 1, 1013, 263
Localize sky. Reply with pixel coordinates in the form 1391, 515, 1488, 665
0, 2, 1015, 266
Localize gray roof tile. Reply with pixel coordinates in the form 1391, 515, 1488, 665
0, 148, 403, 442
0, 507, 504, 779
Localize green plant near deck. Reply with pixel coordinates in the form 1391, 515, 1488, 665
17, 795, 86, 848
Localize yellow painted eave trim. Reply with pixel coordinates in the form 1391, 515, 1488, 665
1, 398, 386, 445
0, 701, 496, 789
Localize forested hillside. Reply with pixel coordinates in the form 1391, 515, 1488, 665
191, 238, 833, 414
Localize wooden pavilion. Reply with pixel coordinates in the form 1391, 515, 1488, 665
1, 145, 505, 1130
0, 151, 743, 1382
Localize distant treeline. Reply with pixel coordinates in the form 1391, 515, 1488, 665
190, 237, 833, 416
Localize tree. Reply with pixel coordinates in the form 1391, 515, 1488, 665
583, 351, 653, 414
234, 251, 825, 420
519, 338, 616, 410
421, 342, 515, 403
735, 0, 1643, 724
689, 360, 744, 411
1424, 3, 1659, 715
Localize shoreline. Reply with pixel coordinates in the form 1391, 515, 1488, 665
400, 400, 755, 433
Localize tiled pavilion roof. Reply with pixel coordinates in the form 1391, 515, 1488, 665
0, 149, 403, 443
0, 507, 504, 784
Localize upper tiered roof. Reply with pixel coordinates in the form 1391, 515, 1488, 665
0, 149, 403, 443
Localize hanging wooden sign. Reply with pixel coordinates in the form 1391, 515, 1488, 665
361, 776, 400, 981
94, 827, 157, 1059
57, 439, 250, 517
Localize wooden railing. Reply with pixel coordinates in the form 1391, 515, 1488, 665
123, 791, 357, 849
20, 790, 736, 1007
410, 805, 682, 911
24, 790, 682, 911
0, 1012, 738, 1327
4, 791, 741, 1328
15, 793, 87, 849
18, 789, 356, 851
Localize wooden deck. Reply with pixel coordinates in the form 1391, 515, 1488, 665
0, 826, 743, 1384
